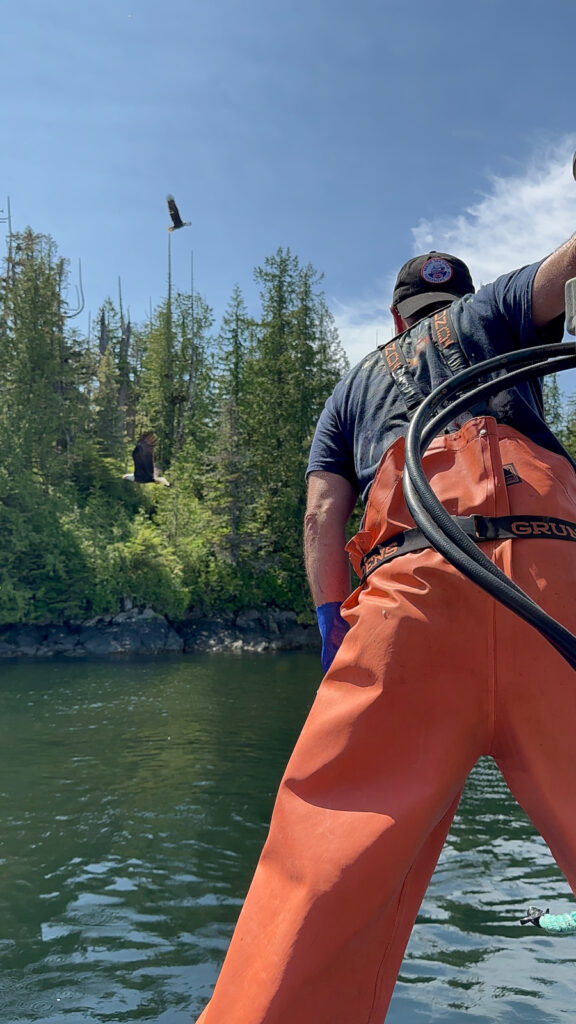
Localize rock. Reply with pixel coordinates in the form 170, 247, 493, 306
0, 607, 318, 659
78, 611, 184, 657
79, 630, 123, 657
0, 625, 44, 658
111, 607, 157, 625
236, 609, 267, 634
43, 627, 79, 657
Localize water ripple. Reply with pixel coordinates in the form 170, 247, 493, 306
0, 656, 574, 1022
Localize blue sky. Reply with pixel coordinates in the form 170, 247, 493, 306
2, 0, 576, 375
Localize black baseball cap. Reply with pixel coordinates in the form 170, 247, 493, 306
392, 251, 475, 319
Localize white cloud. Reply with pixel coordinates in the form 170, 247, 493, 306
335, 138, 576, 367
331, 296, 394, 368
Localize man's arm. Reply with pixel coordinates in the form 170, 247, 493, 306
532, 233, 576, 328
304, 470, 358, 606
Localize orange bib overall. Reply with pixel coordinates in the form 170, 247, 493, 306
196, 417, 576, 1024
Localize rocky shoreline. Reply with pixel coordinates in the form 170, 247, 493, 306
0, 607, 320, 660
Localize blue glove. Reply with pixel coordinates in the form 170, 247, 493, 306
316, 601, 350, 673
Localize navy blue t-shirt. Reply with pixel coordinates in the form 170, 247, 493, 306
307, 260, 570, 504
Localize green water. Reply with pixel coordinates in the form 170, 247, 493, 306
0, 654, 574, 1023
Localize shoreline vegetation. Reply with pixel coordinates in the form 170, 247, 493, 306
2, 228, 573, 654
1, 229, 350, 645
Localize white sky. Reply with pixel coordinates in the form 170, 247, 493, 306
1, 0, 576, 381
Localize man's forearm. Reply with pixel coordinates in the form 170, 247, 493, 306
304, 471, 358, 606
532, 232, 576, 327
304, 509, 351, 606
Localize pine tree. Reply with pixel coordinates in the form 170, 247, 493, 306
245, 247, 349, 609
0, 228, 90, 485
136, 298, 176, 464
135, 289, 214, 476
172, 289, 215, 466
92, 304, 126, 459
207, 285, 255, 566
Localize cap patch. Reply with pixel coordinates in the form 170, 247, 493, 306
420, 257, 453, 286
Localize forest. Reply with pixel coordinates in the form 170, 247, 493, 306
0, 227, 348, 627
2, 226, 575, 631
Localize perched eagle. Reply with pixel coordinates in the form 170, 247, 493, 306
166, 194, 191, 232
123, 432, 171, 487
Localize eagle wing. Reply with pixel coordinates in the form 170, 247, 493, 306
167, 194, 183, 230
132, 432, 157, 483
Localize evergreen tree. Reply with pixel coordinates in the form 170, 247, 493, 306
92, 304, 126, 458
172, 289, 215, 468
136, 297, 176, 464
204, 285, 255, 573
136, 290, 214, 476
542, 373, 566, 442
245, 247, 349, 609
0, 228, 90, 485
116, 281, 133, 413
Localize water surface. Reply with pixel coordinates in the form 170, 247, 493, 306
0, 654, 573, 1022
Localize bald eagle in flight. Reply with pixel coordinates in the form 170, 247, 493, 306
167, 195, 191, 232
123, 432, 171, 487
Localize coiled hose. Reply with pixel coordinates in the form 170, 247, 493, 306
402, 340, 576, 933
403, 341, 576, 672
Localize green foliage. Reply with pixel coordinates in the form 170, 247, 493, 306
91, 302, 129, 458
542, 374, 566, 442
0, 228, 349, 627
0, 229, 91, 485
239, 248, 348, 608
7, 224, 576, 634
542, 374, 576, 458
116, 517, 189, 619
0, 475, 92, 624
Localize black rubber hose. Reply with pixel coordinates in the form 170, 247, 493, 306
405, 346, 576, 592
402, 342, 576, 671
404, 347, 576, 588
